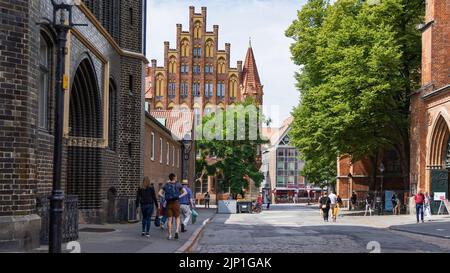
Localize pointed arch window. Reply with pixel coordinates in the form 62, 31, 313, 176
194, 21, 202, 39
168, 57, 177, 74
229, 76, 238, 98
205, 40, 214, 57
217, 58, 226, 74
181, 39, 190, 57
156, 74, 164, 97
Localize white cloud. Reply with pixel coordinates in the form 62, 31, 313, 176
146, 0, 307, 127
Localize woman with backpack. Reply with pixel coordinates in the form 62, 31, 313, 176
319, 192, 331, 222
136, 176, 159, 237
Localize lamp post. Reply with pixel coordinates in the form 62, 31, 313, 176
181, 133, 192, 180
379, 162, 385, 215
43, 0, 85, 253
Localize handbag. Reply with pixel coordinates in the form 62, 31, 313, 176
321, 205, 326, 209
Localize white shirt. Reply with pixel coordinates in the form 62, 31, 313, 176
328, 193, 337, 204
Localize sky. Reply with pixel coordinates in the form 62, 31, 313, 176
146, 0, 307, 127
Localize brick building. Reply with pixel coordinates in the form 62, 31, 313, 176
0, 0, 147, 250
144, 110, 196, 193
410, 0, 450, 199
146, 6, 264, 204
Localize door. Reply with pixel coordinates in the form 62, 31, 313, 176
430, 169, 449, 214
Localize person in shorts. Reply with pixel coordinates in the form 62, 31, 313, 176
158, 173, 187, 240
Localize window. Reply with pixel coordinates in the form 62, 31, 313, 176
217, 82, 225, 97
204, 82, 213, 97
169, 58, 177, 74
172, 145, 175, 166
108, 81, 117, 150
155, 74, 164, 97
194, 108, 201, 126
193, 65, 201, 75
194, 21, 202, 38
195, 180, 202, 193
129, 7, 133, 26
160, 138, 163, 163
202, 177, 208, 193
193, 47, 202, 58
128, 142, 132, 159
193, 82, 201, 97
217, 58, 226, 74
150, 132, 155, 160
181, 39, 189, 57
229, 76, 238, 98
166, 141, 170, 165
39, 34, 50, 129
177, 149, 180, 168
205, 65, 213, 74
168, 82, 176, 97
205, 107, 212, 116
205, 40, 214, 57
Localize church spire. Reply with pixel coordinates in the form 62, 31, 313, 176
241, 42, 263, 104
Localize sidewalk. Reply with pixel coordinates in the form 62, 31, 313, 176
390, 220, 450, 239
34, 208, 216, 253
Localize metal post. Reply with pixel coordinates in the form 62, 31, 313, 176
49, 20, 68, 254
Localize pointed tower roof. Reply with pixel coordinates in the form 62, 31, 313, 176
241, 40, 262, 95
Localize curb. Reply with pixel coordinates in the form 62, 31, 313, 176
175, 214, 216, 253
388, 226, 450, 239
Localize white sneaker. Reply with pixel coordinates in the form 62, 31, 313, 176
167, 235, 173, 240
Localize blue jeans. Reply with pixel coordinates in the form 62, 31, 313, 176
416, 204, 424, 222
141, 203, 154, 233
161, 207, 167, 225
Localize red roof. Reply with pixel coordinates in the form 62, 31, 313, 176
149, 110, 194, 140
241, 45, 262, 95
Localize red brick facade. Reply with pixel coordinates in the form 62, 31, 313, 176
410, 0, 450, 194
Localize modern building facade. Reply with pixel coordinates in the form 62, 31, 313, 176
261, 117, 318, 203
0, 0, 147, 250
145, 6, 264, 204
410, 0, 450, 200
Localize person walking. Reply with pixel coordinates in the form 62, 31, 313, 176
180, 179, 194, 233
364, 194, 373, 216
394, 194, 401, 215
135, 176, 159, 237
319, 192, 331, 222
414, 190, 425, 223
158, 173, 187, 240
328, 191, 337, 221
335, 195, 343, 221
424, 192, 432, 221
158, 183, 167, 230
350, 191, 357, 211
204, 192, 210, 208
391, 192, 398, 215
266, 193, 272, 210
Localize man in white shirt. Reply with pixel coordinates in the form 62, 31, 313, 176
328, 191, 337, 221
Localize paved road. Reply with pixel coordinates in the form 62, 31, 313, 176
33, 208, 216, 253
192, 204, 450, 253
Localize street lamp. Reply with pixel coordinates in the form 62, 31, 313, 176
181, 132, 192, 180
41, 0, 85, 253
379, 162, 385, 215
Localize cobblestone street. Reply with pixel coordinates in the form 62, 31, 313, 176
192, 204, 450, 253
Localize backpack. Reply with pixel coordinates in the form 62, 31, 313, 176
164, 182, 180, 201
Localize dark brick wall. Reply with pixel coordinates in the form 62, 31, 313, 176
0, 0, 40, 217
1, 0, 145, 223
119, 0, 143, 53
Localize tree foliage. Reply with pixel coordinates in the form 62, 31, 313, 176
195, 98, 268, 196
286, 0, 424, 188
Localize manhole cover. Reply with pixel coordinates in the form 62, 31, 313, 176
79, 227, 116, 233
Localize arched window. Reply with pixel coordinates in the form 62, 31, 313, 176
217, 58, 226, 74
168, 57, 177, 74
181, 39, 190, 57
108, 79, 117, 150
156, 73, 164, 97
39, 33, 52, 129
229, 76, 238, 98
205, 40, 214, 57
194, 21, 202, 39
194, 107, 201, 126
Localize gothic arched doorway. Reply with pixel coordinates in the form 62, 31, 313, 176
67, 57, 103, 210
428, 115, 450, 212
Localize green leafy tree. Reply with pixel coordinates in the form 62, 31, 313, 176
286, 0, 424, 189
195, 98, 268, 197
